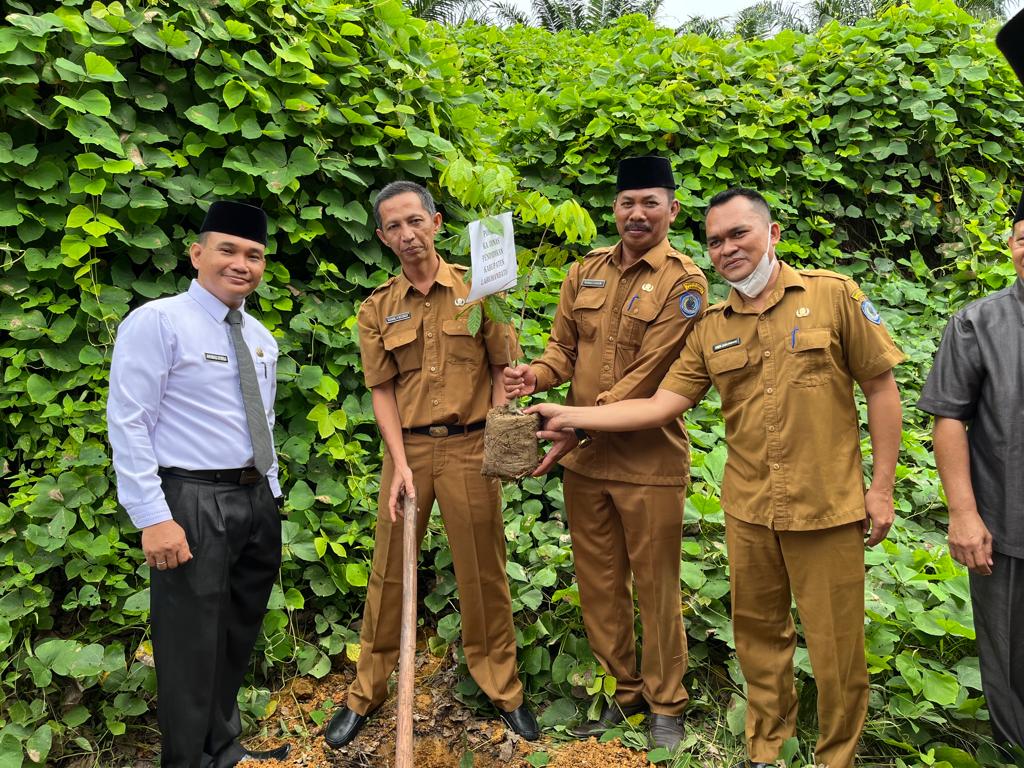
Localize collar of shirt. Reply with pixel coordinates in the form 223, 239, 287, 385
723, 260, 804, 315
393, 256, 457, 296
607, 238, 672, 272
188, 279, 246, 324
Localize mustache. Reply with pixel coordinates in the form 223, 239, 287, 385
625, 223, 651, 232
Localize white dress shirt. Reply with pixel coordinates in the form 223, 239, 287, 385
108, 280, 280, 529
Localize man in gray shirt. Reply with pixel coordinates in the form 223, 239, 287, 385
917, 192, 1024, 754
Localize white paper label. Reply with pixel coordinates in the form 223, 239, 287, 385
467, 211, 517, 302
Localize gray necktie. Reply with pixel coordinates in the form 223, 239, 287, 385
226, 309, 275, 475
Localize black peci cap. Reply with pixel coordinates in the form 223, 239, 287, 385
998, 8, 1024, 86
199, 200, 268, 245
616, 156, 677, 191
1014, 189, 1024, 225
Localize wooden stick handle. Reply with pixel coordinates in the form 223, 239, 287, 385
395, 490, 418, 768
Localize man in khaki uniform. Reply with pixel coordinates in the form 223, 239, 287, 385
527, 188, 904, 768
325, 181, 538, 748
504, 156, 708, 750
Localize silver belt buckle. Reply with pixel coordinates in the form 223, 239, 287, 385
428, 425, 448, 438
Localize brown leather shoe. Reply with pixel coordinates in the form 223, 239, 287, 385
569, 700, 649, 738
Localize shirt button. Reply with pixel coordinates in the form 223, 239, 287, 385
768, 425, 776, 432
424, 301, 430, 308
772, 463, 780, 470
427, 332, 433, 338
759, 315, 767, 321
766, 387, 774, 394
608, 335, 614, 342
432, 399, 438, 405
764, 351, 771, 358
430, 366, 437, 372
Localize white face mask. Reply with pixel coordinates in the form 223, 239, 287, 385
724, 224, 775, 298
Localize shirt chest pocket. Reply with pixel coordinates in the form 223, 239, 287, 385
572, 288, 607, 341
383, 326, 422, 374
255, 351, 277, 403
619, 299, 660, 349
787, 328, 833, 387
708, 347, 756, 403
442, 318, 481, 366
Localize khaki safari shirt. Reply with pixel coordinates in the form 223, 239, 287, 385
358, 257, 519, 427
531, 238, 708, 486
661, 262, 904, 530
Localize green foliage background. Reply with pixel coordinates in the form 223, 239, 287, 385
0, 0, 1020, 765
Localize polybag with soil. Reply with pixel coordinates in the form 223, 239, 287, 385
481, 404, 539, 479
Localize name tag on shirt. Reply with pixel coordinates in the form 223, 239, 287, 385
712, 338, 741, 352
386, 312, 412, 324
581, 279, 606, 288
204, 353, 229, 363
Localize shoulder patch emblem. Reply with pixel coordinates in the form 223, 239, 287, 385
679, 291, 702, 318
860, 299, 881, 325
682, 281, 705, 294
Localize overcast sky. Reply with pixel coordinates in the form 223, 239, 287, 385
655, 0, 1024, 28
656, 0, 759, 27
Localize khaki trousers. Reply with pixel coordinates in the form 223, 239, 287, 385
563, 469, 689, 715
347, 431, 523, 714
726, 516, 868, 768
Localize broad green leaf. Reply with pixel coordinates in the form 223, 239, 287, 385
84, 52, 124, 81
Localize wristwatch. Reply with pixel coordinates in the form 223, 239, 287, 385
574, 428, 592, 449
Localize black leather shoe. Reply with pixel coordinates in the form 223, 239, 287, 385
238, 743, 291, 763
324, 706, 370, 748
649, 714, 684, 751
498, 702, 540, 740
570, 700, 649, 738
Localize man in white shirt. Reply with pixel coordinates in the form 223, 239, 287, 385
108, 201, 289, 768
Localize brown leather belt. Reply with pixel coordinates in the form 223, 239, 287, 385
159, 466, 264, 485
404, 421, 486, 438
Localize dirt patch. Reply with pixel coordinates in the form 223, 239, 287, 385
481, 405, 539, 479
548, 738, 653, 768
73, 643, 662, 768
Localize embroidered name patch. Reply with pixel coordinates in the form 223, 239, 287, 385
679, 291, 702, 318
581, 278, 606, 288
712, 338, 741, 352
860, 299, 881, 325
386, 312, 412, 324
204, 353, 229, 363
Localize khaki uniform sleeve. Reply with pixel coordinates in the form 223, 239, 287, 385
482, 314, 521, 367
530, 261, 581, 392
659, 319, 713, 402
836, 280, 905, 382
597, 270, 708, 405
357, 298, 396, 388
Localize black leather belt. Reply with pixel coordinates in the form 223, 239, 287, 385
404, 421, 485, 438
159, 466, 264, 485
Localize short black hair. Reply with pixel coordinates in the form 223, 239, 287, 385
706, 188, 772, 221
373, 181, 437, 228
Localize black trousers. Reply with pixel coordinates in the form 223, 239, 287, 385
150, 474, 281, 768
970, 550, 1024, 750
